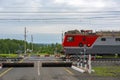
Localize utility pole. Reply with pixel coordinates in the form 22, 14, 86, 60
24, 27, 27, 55
62, 31, 64, 43
31, 35, 33, 51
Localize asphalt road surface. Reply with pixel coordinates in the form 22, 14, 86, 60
0, 56, 81, 80
0, 55, 120, 80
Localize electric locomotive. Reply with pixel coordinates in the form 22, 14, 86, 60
62, 30, 120, 56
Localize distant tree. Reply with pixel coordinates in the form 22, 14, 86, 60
0, 39, 63, 54
0, 39, 28, 54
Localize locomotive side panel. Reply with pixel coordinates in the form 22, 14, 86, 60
64, 45, 120, 55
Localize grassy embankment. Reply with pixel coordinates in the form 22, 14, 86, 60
93, 66, 120, 77
0, 54, 18, 58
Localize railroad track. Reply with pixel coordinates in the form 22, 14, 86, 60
0, 58, 23, 61
92, 58, 120, 66
94, 58, 120, 61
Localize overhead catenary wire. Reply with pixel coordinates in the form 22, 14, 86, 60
0, 8, 119, 25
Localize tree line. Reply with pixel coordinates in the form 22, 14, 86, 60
0, 39, 62, 54
36, 43, 63, 54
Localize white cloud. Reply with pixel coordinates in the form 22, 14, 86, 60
0, 0, 120, 34
26, 25, 84, 34
0, 0, 42, 12
0, 0, 119, 12
54, 0, 101, 7
0, 7, 3, 11
28, 26, 65, 34
0, 27, 24, 34
54, 0, 119, 11
54, 0, 65, 4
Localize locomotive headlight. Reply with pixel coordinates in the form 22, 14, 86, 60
87, 44, 91, 47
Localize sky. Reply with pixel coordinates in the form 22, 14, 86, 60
0, 0, 120, 43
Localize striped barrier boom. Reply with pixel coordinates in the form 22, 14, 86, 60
42, 62, 72, 67
2, 63, 34, 68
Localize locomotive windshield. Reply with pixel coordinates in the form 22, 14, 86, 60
67, 36, 74, 42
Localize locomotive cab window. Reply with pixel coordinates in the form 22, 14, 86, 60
67, 36, 74, 42
101, 38, 106, 41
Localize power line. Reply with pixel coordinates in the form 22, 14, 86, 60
0, 17, 119, 21
0, 11, 120, 13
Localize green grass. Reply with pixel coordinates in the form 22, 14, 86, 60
0, 54, 18, 58
93, 66, 120, 77
96, 55, 120, 58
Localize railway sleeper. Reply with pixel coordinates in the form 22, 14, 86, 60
42, 62, 72, 67
2, 63, 34, 68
